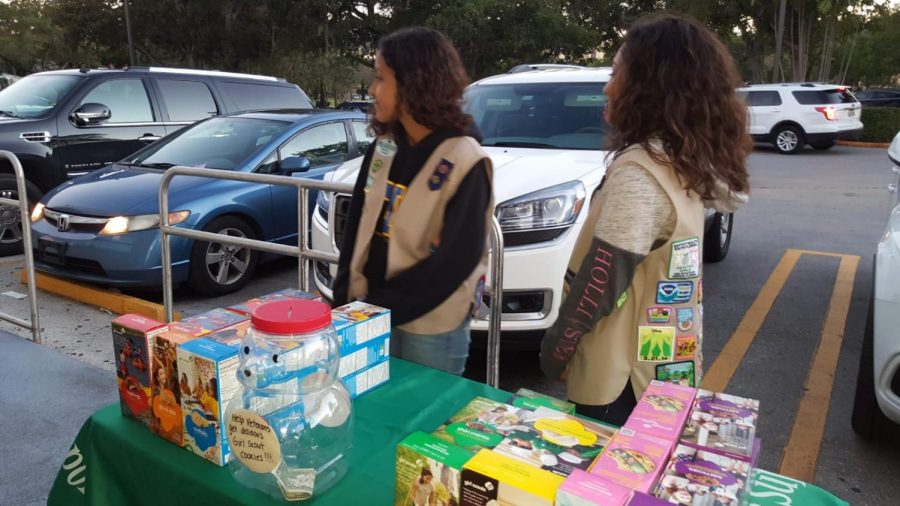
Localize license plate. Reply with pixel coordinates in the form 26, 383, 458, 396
37, 237, 66, 265
848, 109, 856, 117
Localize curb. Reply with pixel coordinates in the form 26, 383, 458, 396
836, 140, 890, 148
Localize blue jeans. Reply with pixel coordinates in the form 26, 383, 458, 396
390, 319, 471, 376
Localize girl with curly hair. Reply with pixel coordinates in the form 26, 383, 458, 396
541, 14, 751, 424
333, 27, 493, 375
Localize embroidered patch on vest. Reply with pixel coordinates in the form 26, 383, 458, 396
656, 281, 693, 304
676, 335, 697, 359
647, 306, 673, 324
668, 237, 701, 279
375, 181, 407, 238
697, 280, 703, 304
428, 159, 455, 191
638, 326, 675, 362
376, 139, 397, 157
656, 361, 696, 387
676, 308, 694, 331
371, 158, 385, 174
616, 291, 628, 309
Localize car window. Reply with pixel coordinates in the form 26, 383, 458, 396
0, 74, 81, 119
157, 79, 218, 121
792, 89, 857, 105
465, 82, 609, 150
280, 122, 349, 168
747, 91, 782, 107
220, 82, 313, 110
351, 121, 375, 153
131, 117, 291, 170
79, 78, 154, 123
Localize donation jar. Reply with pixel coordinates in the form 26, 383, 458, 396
225, 300, 353, 501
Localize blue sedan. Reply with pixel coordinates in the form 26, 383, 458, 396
30, 109, 372, 294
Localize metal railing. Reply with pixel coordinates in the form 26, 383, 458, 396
0, 151, 41, 343
159, 166, 504, 387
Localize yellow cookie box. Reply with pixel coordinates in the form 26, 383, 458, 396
461, 449, 565, 506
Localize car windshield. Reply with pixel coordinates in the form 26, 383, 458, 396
464, 82, 609, 150
792, 89, 857, 105
130, 117, 291, 171
0, 74, 81, 119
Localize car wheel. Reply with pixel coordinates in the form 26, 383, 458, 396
703, 212, 732, 263
773, 125, 804, 154
851, 289, 897, 442
187, 215, 258, 296
811, 141, 836, 150
0, 175, 42, 257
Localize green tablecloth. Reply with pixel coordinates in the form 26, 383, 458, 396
48, 358, 849, 506
48, 359, 507, 505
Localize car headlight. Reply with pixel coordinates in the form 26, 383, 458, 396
317, 191, 331, 214
99, 211, 191, 236
496, 181, 586, 232
31, 203, 45, 222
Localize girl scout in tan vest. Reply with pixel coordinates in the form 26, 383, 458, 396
540, 14, 752, 424
332, 27, 493, 376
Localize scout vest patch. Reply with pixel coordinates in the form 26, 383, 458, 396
429, 159, 455, 190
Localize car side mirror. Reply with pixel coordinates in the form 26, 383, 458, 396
280, 156, 311, 174
72, 103, 111, 126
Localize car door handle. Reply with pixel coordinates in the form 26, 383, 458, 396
770, 109, 781, 112
138, 134, 161, 142
892, 167, 899, 174
889, 184, 897, 194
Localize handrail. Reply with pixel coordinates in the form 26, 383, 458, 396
158, 166, 504, 387
0, 150, 41, 343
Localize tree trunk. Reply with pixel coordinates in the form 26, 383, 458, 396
773, 0, 787, 82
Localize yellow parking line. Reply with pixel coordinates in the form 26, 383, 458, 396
779, 253, 859, 482
702, 249, 801, 392
18, 269, 179, 322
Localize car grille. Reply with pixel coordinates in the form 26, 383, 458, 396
43, 209, 108, 234
33, 248, 108, 277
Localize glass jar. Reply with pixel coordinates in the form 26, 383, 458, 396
224, 300, 353, 501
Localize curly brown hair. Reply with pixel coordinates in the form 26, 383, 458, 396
606, 14, 751, 198
370, 27, 472, 136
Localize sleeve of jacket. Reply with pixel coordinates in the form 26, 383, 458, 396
540, 164, 675, 380
364, 162, 490, 326
331, 144, 375, 307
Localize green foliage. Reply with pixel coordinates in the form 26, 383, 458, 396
861, 107, 900, 143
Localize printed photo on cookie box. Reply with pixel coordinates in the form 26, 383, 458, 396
624, 380, 697, 441
432, 397, 533, 451
395, 431, 474, 506
589, 428, 672, 493
653, 443, 752, 506
493, 406, 617, 477
111, 314, 167, 426
151, 326, 206, 445
681, 390, 759, 460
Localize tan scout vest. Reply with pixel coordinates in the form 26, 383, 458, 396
348, 135, 494, 334
566, 145, 705, 405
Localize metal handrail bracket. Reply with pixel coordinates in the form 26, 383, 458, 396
0, 150, 41, 343
158, 166, 504, 388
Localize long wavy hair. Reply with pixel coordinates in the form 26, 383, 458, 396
370, 27, 472, 136
606, 14, 751, 198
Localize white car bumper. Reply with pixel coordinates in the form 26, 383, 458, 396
873, 209, 900, 425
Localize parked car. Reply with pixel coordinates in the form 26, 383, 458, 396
336, 101, 372, 113
852, 130, 900, 441
738, 83, 863, 154
0, 66, 313, 256
29, 109, 372, 295
855, 89, 900, 108
310, 67, 732, 343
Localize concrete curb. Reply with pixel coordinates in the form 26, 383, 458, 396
836, 140, 890, 148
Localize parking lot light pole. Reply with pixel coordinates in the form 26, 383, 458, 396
124, 0, 135, 66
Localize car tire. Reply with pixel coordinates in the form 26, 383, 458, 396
703, 212, 732, 263
187, 215, 258, 296
772, 125, 805, 154
0, 175, 42, 257
850, 289, 897, 442
811, 141, 836, 150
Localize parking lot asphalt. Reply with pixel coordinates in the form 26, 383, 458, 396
1, 143, 898, 504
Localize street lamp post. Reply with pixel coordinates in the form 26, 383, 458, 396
124, 0, 136, 66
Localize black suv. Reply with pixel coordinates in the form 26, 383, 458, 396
0, 66, 313, 255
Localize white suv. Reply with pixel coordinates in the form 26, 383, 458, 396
738, 83, 863, 154
311, 67, 732, 343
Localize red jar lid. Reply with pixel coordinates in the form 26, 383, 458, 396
251, 300, 332, 335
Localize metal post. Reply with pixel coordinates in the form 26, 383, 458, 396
123, 0, 136, 67
300, 187, 310, 292
486, 216, 504, 388
0, 150, 41, 343
159, 174, 175, 322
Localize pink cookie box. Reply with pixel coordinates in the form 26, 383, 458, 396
627, 492, 669, 505
589, 428, 672, 493
556, 469, 632, 506
624, 380, 697, 441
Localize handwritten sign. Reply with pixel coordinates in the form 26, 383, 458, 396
226, 409, 281, 473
